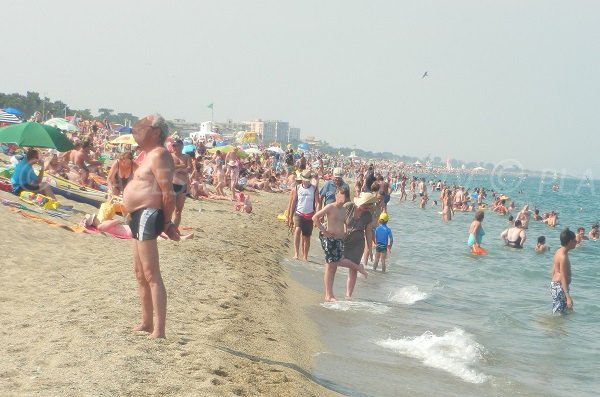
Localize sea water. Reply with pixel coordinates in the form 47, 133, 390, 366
284, 175, 600, 397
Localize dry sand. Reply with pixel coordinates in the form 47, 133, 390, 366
0, 177, 341, 396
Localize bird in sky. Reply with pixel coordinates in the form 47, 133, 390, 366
422, 71, 428, 79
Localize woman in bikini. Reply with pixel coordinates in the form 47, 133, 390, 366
107, 151, 137, 199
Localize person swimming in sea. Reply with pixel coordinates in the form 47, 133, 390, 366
468, 210, 486, 254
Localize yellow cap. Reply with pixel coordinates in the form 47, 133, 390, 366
379, 212, 389, 222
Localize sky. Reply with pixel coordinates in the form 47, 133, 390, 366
2, 0, 600, 177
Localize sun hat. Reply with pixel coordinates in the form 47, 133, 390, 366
379, 212, 389, 222
301, 170, 312, 181
333, 167, 344, 178
353, 192, 377, 207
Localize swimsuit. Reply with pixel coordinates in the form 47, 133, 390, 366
550, 281, 567, 314
128, 208, 164, 240
467, 227, 485, 247
173, 184, 187, 194
507, 236, 523, 248
319, 234, 344, 263
376, 243, 388, 253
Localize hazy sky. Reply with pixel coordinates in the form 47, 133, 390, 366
3, 0, 599, 177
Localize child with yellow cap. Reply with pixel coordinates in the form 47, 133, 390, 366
373, 212, 394, 272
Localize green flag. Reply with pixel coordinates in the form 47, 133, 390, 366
207, 102, 214, 109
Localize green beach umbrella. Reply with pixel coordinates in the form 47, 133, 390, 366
45, 117, 80, 132
0, 122, 75, 152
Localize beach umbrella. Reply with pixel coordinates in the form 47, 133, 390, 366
118, 126, 133, 133
2, 107, 24, 116
0, 110, 21, 124
0, 122, 74, 152
267, 146, 285, 155
110, 134, 136, 145
45, 117, 80, 132
182, 144, 196, 155
244, 147, 261, 155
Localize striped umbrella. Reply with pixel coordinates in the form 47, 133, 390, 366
0, 110, 21, 125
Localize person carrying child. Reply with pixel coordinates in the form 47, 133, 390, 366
373, 212, 394, 272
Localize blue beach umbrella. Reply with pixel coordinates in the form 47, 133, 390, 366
2, 107, 24, 116
118, 126, 133, 133
182, 144, 196, 155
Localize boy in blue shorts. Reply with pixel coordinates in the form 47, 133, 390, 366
373, 212, 393, 272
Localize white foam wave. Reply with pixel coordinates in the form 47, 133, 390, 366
320, 300, 390, 314
388, 286, 429, 305
376, 328, 488, 384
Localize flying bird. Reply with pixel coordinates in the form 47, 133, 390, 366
422, 71, 428, 79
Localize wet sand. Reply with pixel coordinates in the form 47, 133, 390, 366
0, 174, 340, 396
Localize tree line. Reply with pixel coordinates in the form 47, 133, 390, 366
0, 91, 139, 126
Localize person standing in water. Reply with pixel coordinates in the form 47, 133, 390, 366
550, 228, 577, 314
468, 210, 486, 254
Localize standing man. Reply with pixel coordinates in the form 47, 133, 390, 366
550, 228, 577, 314
287, 170, 320, 261
319, 167, 349, 207
170, 139, 192, 229
123, 114, 180, 339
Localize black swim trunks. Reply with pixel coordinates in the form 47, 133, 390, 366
129, 208, 165, 240
173, 184, 187, 194
319, 234, 344, 263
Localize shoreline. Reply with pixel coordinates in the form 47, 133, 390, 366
0, 183, 340, 396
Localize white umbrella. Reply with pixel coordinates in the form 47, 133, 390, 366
244, 147, 261, 155
0, 110, 21, 124
45, 117, 80, 132
267, 146, 285, 154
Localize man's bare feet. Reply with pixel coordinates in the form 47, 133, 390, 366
359, 263, 368, 279
344, 295, 352, 301
132, 323, 153, 333
324, 296, 337, 302
293, 254, 299, 260
148, 332, 166, 339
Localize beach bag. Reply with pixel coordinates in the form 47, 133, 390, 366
19, 191, 60, 210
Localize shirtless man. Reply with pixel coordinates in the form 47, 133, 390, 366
312, 186, 367, 301
550, 228, 576, 314
123, 114, 180, 339
170, 139, 192, 228
69, 140, 103, 185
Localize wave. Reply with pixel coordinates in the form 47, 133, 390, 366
388, 286, 429, 305
320, 300, 391, 314
376, 328, 488, 384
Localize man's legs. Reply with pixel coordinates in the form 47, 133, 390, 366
381, 252, 387, 273
302, 234, 311, 261
324, 262, 337, 301
133, 240, 167, 338
293, 227, 302, 259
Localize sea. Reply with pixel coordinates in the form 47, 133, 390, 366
283, 174, 600, 397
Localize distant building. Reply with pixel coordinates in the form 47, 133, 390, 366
261, 120, 289, 143
289, 127, 300, 142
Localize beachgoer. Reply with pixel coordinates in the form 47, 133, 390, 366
372, 212, 393, 272
550, 228, 576, 314
123, 113, 179, 339
535, 236, 548, 253
11, 149, 56, 199
171, 139, 192, 228
320, 167, 349, 206
287, 169, 320, 260
575, 227, 588, 246
441, 187, 452, 222
501, 220, 526, 248
588, 224, 599, 240
467, 210, 486, 254
107, 151, 137, 198
343, 192, 377, 299
312, 185, 367, 301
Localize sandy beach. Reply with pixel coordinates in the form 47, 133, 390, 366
0, 178, 341, 396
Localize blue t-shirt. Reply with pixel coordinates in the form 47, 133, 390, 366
374, 224, 393, 245
11, 160, 37, 193
319, 179, 349, 206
